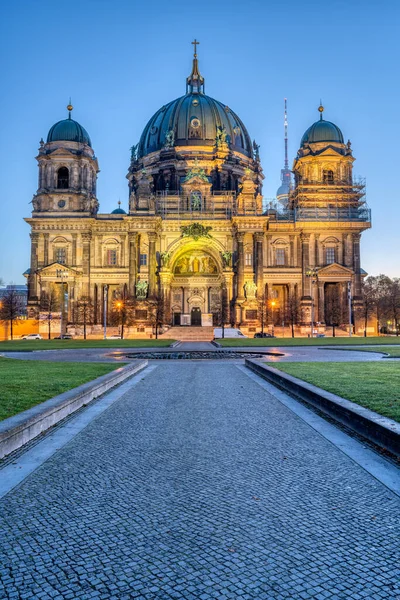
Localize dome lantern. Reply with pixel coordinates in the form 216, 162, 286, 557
186, 39, 205, 94
300, 105, 344, 148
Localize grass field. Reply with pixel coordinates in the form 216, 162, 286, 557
0, 358, 120, 421
269, 362, 400, 422
0, 339, 174, 352
218, 336, 400, 347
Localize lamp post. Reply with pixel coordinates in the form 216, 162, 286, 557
103, 285, 109, 340
271, 300, 276, 337
347, 281, 352, 337
306, 267, 318, 338
56, 269, 68, 337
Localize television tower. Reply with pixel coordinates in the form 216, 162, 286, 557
276, 98, 292, 207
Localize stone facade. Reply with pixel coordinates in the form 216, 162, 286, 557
25, 54, 371, 337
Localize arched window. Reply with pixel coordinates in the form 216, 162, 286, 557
57, 167, 69, 189
323, 169, 334, 184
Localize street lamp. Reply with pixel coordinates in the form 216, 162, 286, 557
305, 267, 318, 338
103, 285, 109, 339
347, 281, 352, 337
56, 269, 68, 337
271, 300, 276, 337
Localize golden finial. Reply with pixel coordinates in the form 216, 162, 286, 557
118, 200, 121, 208
318, 101, 324, 120
67, 98, 73, 119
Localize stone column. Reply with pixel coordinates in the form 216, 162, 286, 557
353, 232, 362, 298
81, 232, 91, 296
29, 232, 39, 300
345, 233, 352, 267
159, 272, 171, 325
72, 234, 77, 266
265, 234, 271, 267
318, 281, 325, 322
300, 233, 311, 297
314, 234, 320, 267
254, 232, 264, 297
289, 235, 295, 267
236, 231, 245, 300
128, 232, 138, 296
148, 232, 157, 298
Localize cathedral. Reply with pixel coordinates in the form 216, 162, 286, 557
25, 44, 371, 337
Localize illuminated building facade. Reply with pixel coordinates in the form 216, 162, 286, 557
25, 45, 371, 337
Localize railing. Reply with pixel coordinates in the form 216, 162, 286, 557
154, 192, 263, 218
264, 206, 371, 223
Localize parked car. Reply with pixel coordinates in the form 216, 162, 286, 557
254, 332, 275, 338
315, 333, 325, 338
21, 333, 42, 340
213, 328, 247, 339
54, 334, 74, 340
106, 335, 122, 339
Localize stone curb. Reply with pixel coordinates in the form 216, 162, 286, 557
0, 360, 148, 460
245, 359, 400, 457
211, 340, 222, 348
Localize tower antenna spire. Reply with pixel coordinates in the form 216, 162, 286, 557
284, 98, 288, 170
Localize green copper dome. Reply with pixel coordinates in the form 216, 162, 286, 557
111, 207, 126, 215
300, 106, 344, 147
47, 110, 92, 147
137, 53, 253, 159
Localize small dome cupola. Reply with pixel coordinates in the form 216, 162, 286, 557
186, 39, 205, 94
300, 104, 344, 147
111, 201, 127, 215
47, 103, 92, 147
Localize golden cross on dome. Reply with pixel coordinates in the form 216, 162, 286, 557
192, 39, 200, 57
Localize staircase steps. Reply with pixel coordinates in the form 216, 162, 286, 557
160, 327, 214, 342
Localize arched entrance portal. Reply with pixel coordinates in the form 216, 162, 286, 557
169, 248, 225, 327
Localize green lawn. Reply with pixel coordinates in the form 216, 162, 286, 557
0, 358, 120, 421
0, 339, 174, 352
218, 336, 400, 348
269, 362, 400, 422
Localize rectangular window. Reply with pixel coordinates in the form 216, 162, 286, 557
107, 249, 117, 266
55, 247, 66, 265
136, 310, 148, 320
140, 254, 147, 266
326, 247, 335, 264
245, 252, 252, 266
275, 248, 286, 266
246, 310, 258, 320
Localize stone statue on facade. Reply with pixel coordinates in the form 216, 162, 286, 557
183, 158, 209, 183
244, 280, 257, 299
130, 144, 138, 161
215, 125, 228, 147
164, 129, 175, 149
253, 140, 260, 161
136, 279, 148, 299
160, 251, 171, 267
221, 251, 232, 268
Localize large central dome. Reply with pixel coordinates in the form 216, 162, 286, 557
137, 54, 253, 159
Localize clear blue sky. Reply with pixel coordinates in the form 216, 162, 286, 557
0, 0, 399, 283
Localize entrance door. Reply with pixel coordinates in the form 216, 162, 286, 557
173, 312, 181, 326
191, 307, 202, 326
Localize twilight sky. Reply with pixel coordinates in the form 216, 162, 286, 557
0, 0, 399, 283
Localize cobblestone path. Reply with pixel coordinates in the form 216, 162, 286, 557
1, 363, 399, 599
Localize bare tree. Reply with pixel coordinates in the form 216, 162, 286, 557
75, 296, 95, 340
0, 287, 25, 340
110, 294, 136, 339
149, 293, 165, 339
385, 277, 400, 335
358, 278, 376, 337
286, 290, 301, 338
325, 285, 343, 337
40, 284, 61, 339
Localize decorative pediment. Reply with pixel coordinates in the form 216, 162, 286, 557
317, 263, 353, 278
37, 263, 81, 278
47, 147, 76, 158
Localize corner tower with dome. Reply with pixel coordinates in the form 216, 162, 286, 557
25, 47, 371, 338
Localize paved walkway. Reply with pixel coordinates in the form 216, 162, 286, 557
1, 363, 399, 599
1, 344, 389, 362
